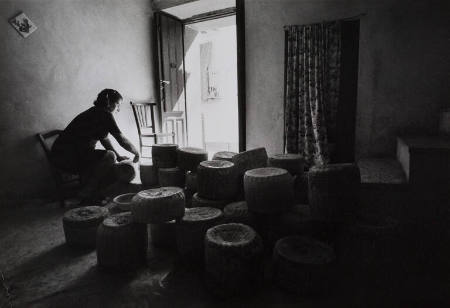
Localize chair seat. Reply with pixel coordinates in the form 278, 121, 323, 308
141, 132, 174, 137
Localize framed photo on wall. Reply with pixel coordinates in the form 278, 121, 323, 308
10, 12, 37, 38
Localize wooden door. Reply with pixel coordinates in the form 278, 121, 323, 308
155, 11, 187, 145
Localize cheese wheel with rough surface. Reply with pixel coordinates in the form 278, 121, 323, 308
191, 193, 229, 210
96, 212, 148, 270
158, 167, 185, 188
197, 160, 239, 200
63, 206, 109, 247
268, 154, 304, 176
212, 151, 238, 162
308, 163, 360, 221
232, 147, 268, 196
223, 201, 254, 226
112, 193, 135, 212
205, 223, 263, 297
131, 187, 185, 224
232, 147, 268, 174
244, 167, 294, 213
273, 236, 335, 295
152, 143, 178, 168
176, 207, 223, 262
114, 160, 136, 183
177, 147, 208, 172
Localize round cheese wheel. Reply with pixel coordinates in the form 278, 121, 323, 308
158, 167, 185, 188
268, 153, 304, 176
131, 187, 185, 224
112, 193, 136, 212
244, 167, 294, 213
308, 163, 360, 221
212, 151, 238, 162
177, 147, 208, 172
197, 160, 239, 200
96, 212, 148, 270
176, 207, 223, 262
63, 206, 108, 248
223, 201, 254, 226
191, 193, 229, 210
273, 236, 335, 295
205, 223, 264, 297
152, 143, 178, 168
114, 160, 136, 183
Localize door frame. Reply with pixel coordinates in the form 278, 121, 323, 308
153, 0, 246, 151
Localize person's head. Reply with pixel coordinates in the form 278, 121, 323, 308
93, 89, 123, 113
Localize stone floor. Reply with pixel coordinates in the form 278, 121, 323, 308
1, 201, 450, 308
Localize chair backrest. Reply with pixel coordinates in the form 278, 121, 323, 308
36, 130, 62, 159
130, 102, 157, 136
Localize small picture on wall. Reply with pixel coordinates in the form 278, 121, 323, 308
9, 12, 37, 38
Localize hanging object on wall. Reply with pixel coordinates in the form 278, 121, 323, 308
200, 42, 220, 101
9, 12, 37, 38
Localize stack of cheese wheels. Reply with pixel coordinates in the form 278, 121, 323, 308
176, 207, 223, 262
152, 144, 178, 169
140, 159, 158, 188
177, 147, 208, 172
158, 167, 185, 188
232, 147, 268, 197
114, 160, 136, 183
191, 193, 229, 210
212, 151, 238, 163
63, 206, 108, 248
96, 212, 148, 270
131, 187, 185, 224
244, 167, 294, 213
223, 201, 254, 227
150, 220, 177, 250
110, 193, 136, 213
205, 223, 263, 297
308, 163, 361, 222
273, 236, 335, 295
197, 160, 239, 201
268, 154, 304, 176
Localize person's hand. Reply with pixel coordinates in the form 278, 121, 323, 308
117, 155, 130, 162
133, 153, 140, 163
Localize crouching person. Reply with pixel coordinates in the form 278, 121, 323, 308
50, 89, 139, 205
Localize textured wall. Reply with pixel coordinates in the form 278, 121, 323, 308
244, 0, 450, 157
0, 0, 156, 200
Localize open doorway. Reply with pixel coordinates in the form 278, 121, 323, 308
155, 0, 243, 157
184, 16, 238, 155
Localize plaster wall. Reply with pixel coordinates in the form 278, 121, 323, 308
244, 0, 450, 157
0, 0, 156, 201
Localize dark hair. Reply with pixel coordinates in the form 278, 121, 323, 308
93, 89, 123, 108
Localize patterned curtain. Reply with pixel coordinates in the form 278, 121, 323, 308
284, 22, 341, 167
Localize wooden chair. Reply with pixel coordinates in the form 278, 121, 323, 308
36, 130, 81, 207
162, 110, 186, 147
130, 102, 175, 158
